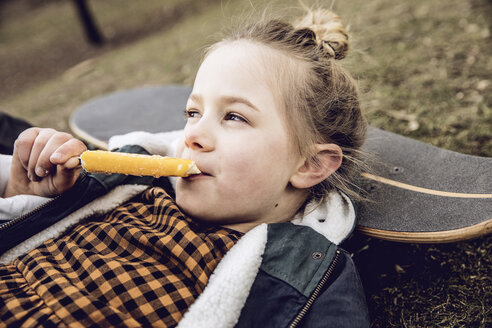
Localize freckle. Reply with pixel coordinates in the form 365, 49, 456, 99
275, 203, 278, 207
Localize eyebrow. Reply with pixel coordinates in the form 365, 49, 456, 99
189, 94, 260, 112
189, 93, 203, 105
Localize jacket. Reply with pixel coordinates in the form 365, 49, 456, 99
0, 131, 369, 327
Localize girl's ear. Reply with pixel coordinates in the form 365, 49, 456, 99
290, 144, 343, 189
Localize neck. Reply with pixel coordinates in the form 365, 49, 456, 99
223, 188, 309, 233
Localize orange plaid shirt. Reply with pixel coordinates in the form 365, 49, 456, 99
0, 187, 242, 327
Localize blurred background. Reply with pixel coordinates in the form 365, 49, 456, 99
0, 0, 491, 327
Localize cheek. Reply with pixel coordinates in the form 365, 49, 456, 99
175, 138, 185, 157
220, 136, 292, 190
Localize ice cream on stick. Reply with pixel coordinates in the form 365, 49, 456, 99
80, 150, 201, 177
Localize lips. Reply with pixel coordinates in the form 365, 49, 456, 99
192, 160, 213, 175
183, 171, 212, 181
196, 169, 213, 176
184, 161, 213, 178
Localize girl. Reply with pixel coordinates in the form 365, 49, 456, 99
0, 8, 369, 327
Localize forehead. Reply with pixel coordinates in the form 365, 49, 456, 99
196, 41, 299, 108
192, 41, 276, 106
198, 41, 273, 85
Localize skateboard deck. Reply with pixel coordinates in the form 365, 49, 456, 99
70, 85, 190, 149
358, 127, 491, 243
70, 85, 492, 243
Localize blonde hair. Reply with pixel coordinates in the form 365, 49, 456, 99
210, 9, 367, 201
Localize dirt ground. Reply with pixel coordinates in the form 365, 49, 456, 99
0, 0, 490, 327
0, 0, 218, 101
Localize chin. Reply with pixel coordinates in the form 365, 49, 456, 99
176, 197, 210, 221
177, 201, 237, 225
182, 208, 220, 224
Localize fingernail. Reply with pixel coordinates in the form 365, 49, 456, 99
65, 157, 81, 168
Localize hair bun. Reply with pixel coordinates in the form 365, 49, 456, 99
294, 9, 349, 60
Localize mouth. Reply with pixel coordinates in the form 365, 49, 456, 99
182, 158, 212, 179
184, 171, 212, 180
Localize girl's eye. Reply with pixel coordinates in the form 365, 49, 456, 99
224, 112, 247, 123
184, 109, 200, 119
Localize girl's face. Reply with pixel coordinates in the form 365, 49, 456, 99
175, 41, 308, 231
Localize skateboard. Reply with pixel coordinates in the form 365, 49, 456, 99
358, 127, 491, 243
69, 85, 190, 149
69, 85, 492, 243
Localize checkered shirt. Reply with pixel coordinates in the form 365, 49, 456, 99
0, 186, 242, 327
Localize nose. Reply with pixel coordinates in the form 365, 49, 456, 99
184, 117, 215, 152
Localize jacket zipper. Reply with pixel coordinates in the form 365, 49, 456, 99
0, 171, 88, 233
288, 249, 341, 328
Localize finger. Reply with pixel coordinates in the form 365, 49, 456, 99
35, 132, 74, 178
48, 138, 86, 194
27, 128, 57, 181
52, 156, 85, 194
52, 163, 83, 192
13, 127, 41, 171
62, 157, 83, 170
50, 138, 87, 165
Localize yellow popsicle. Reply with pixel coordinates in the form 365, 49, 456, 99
80, 150, 201, 177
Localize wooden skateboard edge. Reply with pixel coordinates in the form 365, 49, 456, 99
361, 172, 492, 198
356, 218, 492, 243
69, 117, 109, 150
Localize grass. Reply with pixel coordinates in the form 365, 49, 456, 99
0, 0, 490, 326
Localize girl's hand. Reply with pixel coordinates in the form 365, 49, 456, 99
4, 128, 87, 198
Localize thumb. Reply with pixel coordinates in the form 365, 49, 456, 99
51, 157, 82, 194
